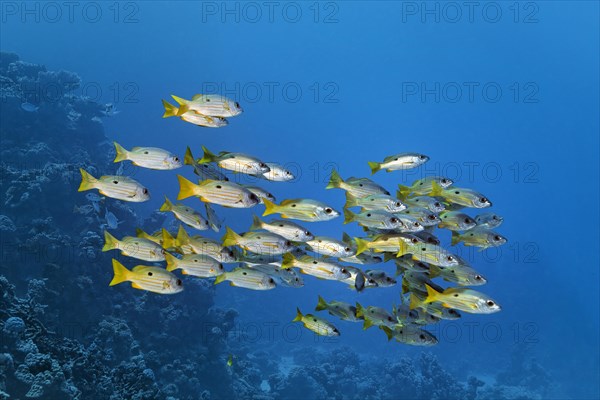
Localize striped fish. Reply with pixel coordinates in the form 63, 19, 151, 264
113, 142, 181, 170
293, 308, 339, 336
249, 215, 314, 242
165, 226, 235, 263
306, 236, 354, 258
162, 100, 229, 127
159, 196, 210, 230
214, 267, 276, 290
262, 198, 339, 222
78, 169, 149, 202
327, 170, 390, 198
109, 259, 182, 294
222, 228, 295, 256
171, 94, 243, 118
198, 146, 270, 176
177, 175, 259, 208
281, 253, 350, 281
164, 252, 224, 278
102, 231, 165, 262
183, 147, 229, 181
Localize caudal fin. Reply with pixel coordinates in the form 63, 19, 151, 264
380, 326, 393, 341
78, 168, 97, 192
315, 295, 328, 311
221, 227, 241, 247
164, 252, 179, 272
198, 145, 217, 164
171, 95, 190, 116
109, 259, 130, 286
160, 196, 173, 212
292, 307, 303, 322
177, 175, 198, 200
367, 161, 381, 175
424, 284, 440, 305
355, 302, 365, 318
326, 169, 343, 189
343, 209, 355, 225
113, 142, 129, 163
344, 192, 359, 208
214, 273, 227, 285
162, 228, 176, 249
450, 231, 460, 246
175, 225, 190, 247
262, 198, 278, 216
354, 237, 369, 255
430, 181, 443, 197
162, 99, 178, 118
102, 231, 119, 252
281, 252, 296, 269
397, 184, 411, 200
249, 215, 263, 231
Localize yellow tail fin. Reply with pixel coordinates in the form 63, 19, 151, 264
396, 242, 409, 257
380, 325, 393, 341
175, 225, 190, 247
162, 228, 176, 249
161, 99, 178, 118
451, 231, 461, 246
160, 196, 173, 212
262, 198, 278, 216
292, 307, 303, 322
109, 259, 130, 286
102, 231, 119, 252
343, 209, 354, 224
113, 142, 129, 163
177, 175, 198, 200
198, 145, 217, 164
281, 252, 295, 269
249, 215, 263, 231
78, 168, 97, 192
221, 227, 241, 247
326, 169, 343, 189
397, 184, 412, 200
409, 293, 423, 310
354, 237, 369, 255
315, 295, 328, 311
171, 95, 190, 116
164, 252, 179, 272
424, 284, 440, 305
214, 273, 227, 285
367, 161, 381, 175
344, 192, 358, 208
430, 181, 443, 197
184, 146, 195, 166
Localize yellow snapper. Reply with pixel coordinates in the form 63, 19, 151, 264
162, 100, 228, 127
177, 175, 259, 208
78, 169, 149, 202
451, 228, 507, 249
113, 142, 181, 170
438, 211, 477, 231
249, 215, 314, 242
398, 176, 453, 198
109, 259, 182, 294
241, 185, 275, 204
245, 263, 304, 288
345, 192, 406, 213
430, 181, 492, 208
411, 284, 501, 314
281, 253, 350, 281
159, 196, 210, 230
263, 198, 339, 222
136, 228, 165, 245
164, 252, 224, 278
356, 303, 397, 329
327, 170, 390, 198
183, 147, 229, 181
408, 242, 459, 267
368, 152, 429, 174
256, 162, 296, 182
198, 146, 269, 176
344, 209, 404, 230
214, 267, 276, 290
102, 231, 165, 262
429, 264, 487, 286
305, 236, 354, 258
293, 308, 340, 336
222, 227, 295, 255
401, 196, 445, 213
354, 235, 409, 256
315, 296, 360, 322
380, 325, 438, 346
398, 207, 441, 227
166, 226, 235, 263
171, 94, 243, 118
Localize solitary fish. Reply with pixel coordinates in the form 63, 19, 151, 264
113, 142, 182, 170
368, 153, 429, 174
177, 175, 259, 208
78, 169, 149, 202
293, 308, 340, 336
263, 198, 339, 222
109, 259, 182, 294
171, 94, 243, 118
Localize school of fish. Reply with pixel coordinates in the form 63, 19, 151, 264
78, 93, 507, 346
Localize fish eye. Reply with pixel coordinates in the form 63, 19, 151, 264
414, 222, 420, 227
250, 194, 259, 201
242, 272, 247, 275
160, 249, 166, 255
286, 241, 292, 246
447, 256, 454, 262
465, 218, 473, 223
305, 231, 311, 235
174, 157, 179, 162
341, 268, 348, 274
285, 171, 291, 175
419, 334, 426, 340
235, 102, 240, 108
480, 197, 487, 203
395, 202, 401, 207
148, 272, 153, 276
427, 215, 436, 220
411, 238, 419, 244
325, 208, 332, 214
449, 310, 457, 315
390, 218, 398, 223
434, 202, 441, 208
295, 277, 299, 281
260, 163, 267, 168
486, 300, 495, 307
344, 247, 351, 252
206, 98, 210, 102
269, 278, 275, 284
176, 279, 182, 286
494, 235, 502, 241
441, 179, 448, 184
419, 155, 427, 160
387, 316, 394, 322
492, 215, 498, 220
143, 188, 148, 195
475, 275, 483, 281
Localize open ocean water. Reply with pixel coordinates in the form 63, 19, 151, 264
0, 2, 598, 399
